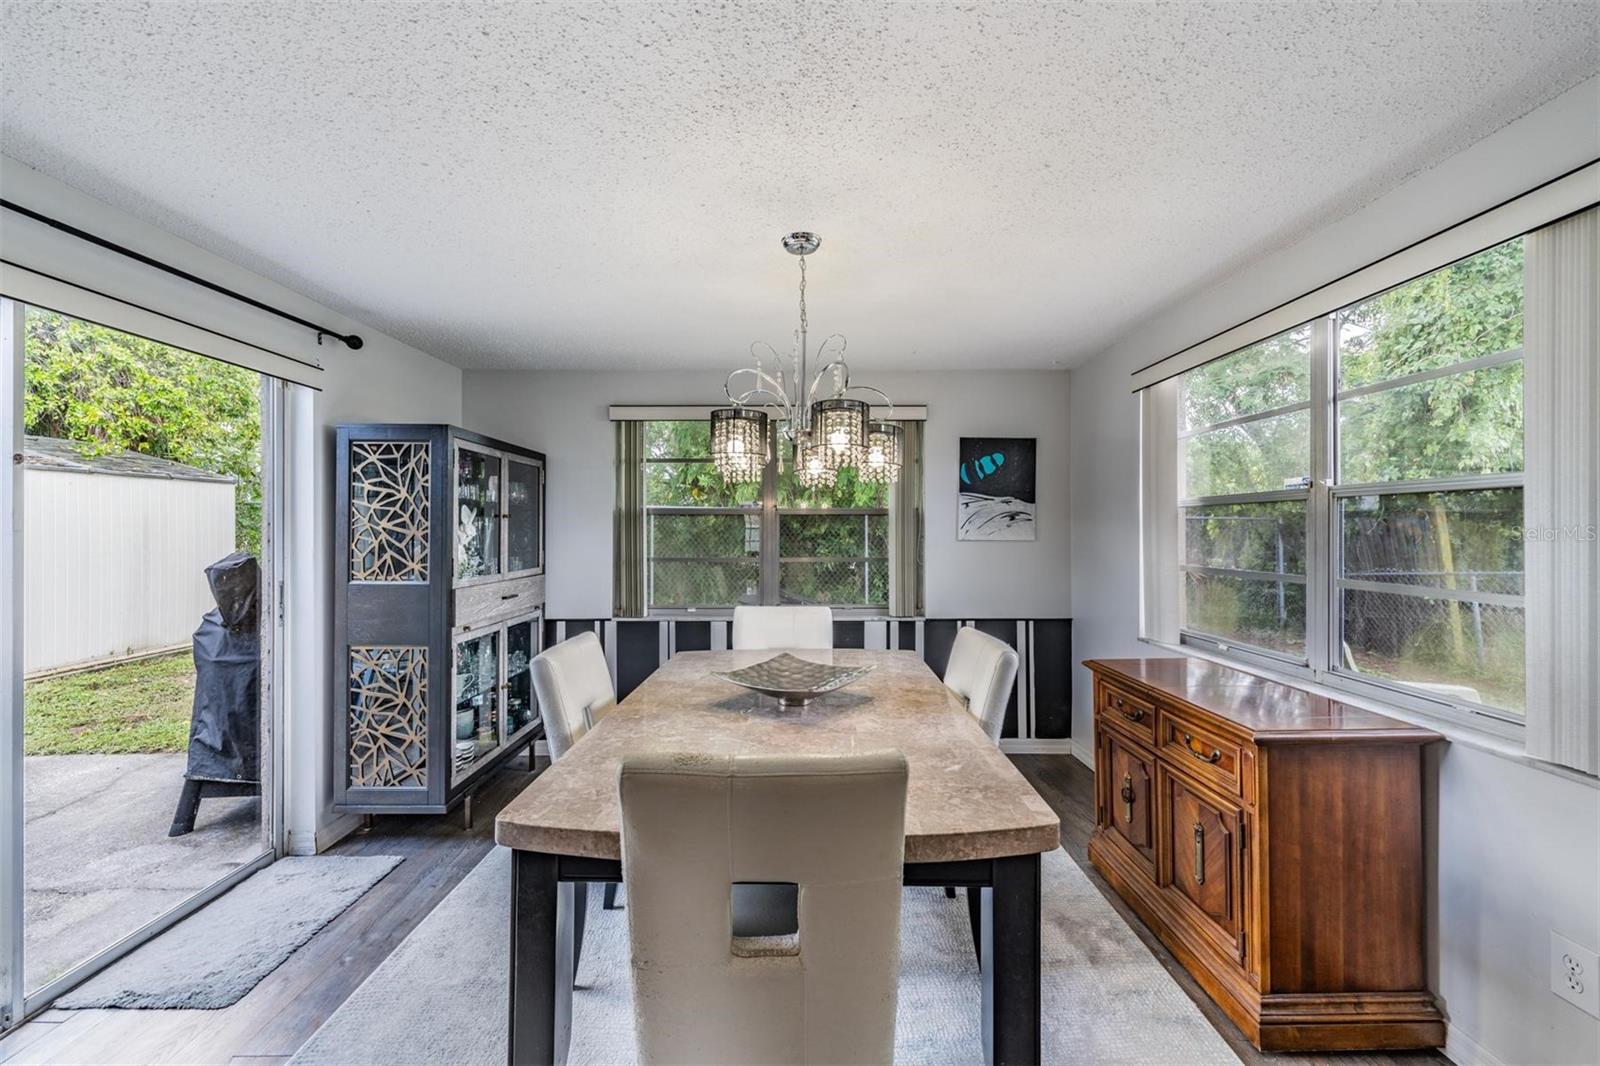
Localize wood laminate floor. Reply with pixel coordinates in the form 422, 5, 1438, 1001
0, 753, 1445, 1066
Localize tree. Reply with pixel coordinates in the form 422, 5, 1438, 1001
23, 308, 263, 553
1176, 238, 1527, 704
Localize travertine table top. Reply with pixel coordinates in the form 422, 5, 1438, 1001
495, 649, 1061, 863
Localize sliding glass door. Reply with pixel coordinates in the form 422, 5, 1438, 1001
0, 297, 285, 1027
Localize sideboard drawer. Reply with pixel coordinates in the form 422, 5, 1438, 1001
1099, 681, 1156, 745
1159, 705, 1243, 797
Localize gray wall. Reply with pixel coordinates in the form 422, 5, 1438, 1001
1067, 77, 1600, 1066
461, 368, 1071, 620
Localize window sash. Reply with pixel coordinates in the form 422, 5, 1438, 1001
1173, 291, 1529, 722
640, 423, 893, 611
1178, 398, 1311, 440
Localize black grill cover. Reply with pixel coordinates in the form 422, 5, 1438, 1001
184, 552, 261, 783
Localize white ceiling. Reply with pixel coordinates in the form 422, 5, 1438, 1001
1, 2, 1595, 371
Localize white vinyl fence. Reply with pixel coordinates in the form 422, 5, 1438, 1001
23, 448, 236, 676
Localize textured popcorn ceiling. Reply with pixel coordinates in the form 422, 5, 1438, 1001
1, 2, 1595, 370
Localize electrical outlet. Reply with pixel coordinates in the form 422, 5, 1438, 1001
1551, 931, 1600, 1018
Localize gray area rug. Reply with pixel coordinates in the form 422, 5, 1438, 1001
291, 847, 1239, 1065
58, 854, 403, 1009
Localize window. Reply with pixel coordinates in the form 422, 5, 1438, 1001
642, 420, 891, 611
1179, 328, 1312, 656
1168, 238, 1526, 719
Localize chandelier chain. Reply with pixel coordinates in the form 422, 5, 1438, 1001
798, 252, 807, 335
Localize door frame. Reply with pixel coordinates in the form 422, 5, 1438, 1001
2, 298, 25, 1032
0, 298, 289, 1029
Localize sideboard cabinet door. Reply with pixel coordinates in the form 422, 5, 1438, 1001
1100, 729, 1156, 876
1162, 769, 1244, 962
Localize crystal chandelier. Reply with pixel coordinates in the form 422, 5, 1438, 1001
710, 232, 895, 487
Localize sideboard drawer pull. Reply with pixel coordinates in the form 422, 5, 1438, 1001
500, 592, 520, 601
1119, 705, 1145, 723
1193, 823, 1206, 885
1183, 733, 1223, 763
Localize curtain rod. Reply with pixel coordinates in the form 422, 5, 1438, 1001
0, 198, 364, 350
1129, 156, 1600, 388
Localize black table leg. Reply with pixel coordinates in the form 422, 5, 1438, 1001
979, 853, 1042, 1066
509, 850, 575, 1066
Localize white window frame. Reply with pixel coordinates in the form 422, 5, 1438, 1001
1174, 258, 1529, 737
641, 421, 891, 614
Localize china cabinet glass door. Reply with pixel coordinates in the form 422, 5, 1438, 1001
454, 445, 501, 583
506, 457, 543, 575
504, 617, 539, 739
452, 630, 500, 782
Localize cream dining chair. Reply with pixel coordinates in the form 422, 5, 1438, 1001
530, 631, 621, 980
940, 626, 1020, 955
620, 751, 909, 1065
731, 605, 833, 650
943, 626, 1020, 745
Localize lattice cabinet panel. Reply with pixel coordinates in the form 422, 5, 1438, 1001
336, 424, 546, 815
348, 645, 429, 787
349, 439, 431, 582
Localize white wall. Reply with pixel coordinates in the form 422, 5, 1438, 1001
1067, 77, 1600, 1066
22, 470, 233, 673
0, 158, 465, 855
460, 368, 1071, 620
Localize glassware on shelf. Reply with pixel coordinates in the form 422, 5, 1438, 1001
507, 459, 542, 574
453, 630, 500, 779
455, 446, 502, 580
505, 620, 537, 737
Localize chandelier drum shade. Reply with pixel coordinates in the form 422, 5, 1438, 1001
709, 407, 767, 481
813, 397, 869, 473
795, 433, 836, 489
709, 232, 897, 485
862, 421, 904, 484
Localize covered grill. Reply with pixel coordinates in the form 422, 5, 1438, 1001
168, 552, 262, 836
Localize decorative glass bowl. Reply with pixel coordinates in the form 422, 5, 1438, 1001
712, 653, 874, 707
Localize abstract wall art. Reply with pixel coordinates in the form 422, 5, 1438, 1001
958, 437, 1036, 541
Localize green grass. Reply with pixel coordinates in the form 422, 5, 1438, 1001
24, 652, 195, 756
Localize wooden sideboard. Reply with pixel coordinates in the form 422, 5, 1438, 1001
1085, 657, 1445, 1052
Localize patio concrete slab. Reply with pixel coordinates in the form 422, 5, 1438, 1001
23, 753, 262, 993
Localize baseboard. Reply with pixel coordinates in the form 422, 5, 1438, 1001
1442, 1023, 1498, 1066
1070, 737, 1094, 768
308, 811, 363, 855
999, 739, 1075, 754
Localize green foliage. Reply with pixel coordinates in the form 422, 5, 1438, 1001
23, 308, 263, 553
1339, 240, 1523, 482
643, 419, 889, 607
24, 652, 194, 755
1181, 327, 1310, 430
1178, 240, 1526, 711
644, 419, 887, 510
1183, 501, 1305, 573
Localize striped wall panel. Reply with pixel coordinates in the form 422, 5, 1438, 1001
542, 617, 1073, 746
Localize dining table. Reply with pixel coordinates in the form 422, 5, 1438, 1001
494, 647, 1062, 1066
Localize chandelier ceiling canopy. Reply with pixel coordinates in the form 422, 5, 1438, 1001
709, 233, 898, 487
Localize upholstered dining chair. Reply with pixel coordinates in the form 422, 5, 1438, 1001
731, 605, 834, 650
940, 626, 1020, 955
620, 751, 909, 1065
530, 630, 621, 980
943, 626, 1020, 745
